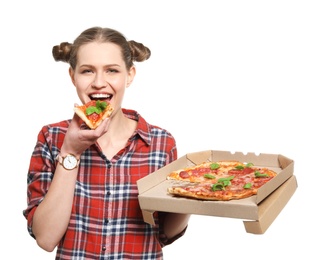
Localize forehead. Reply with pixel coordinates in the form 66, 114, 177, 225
77, 42, 124, 65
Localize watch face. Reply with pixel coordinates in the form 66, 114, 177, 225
63, 154, 78, 170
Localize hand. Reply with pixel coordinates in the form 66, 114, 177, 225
60, 113, 110, 157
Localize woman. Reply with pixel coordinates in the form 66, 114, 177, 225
23, 26, 190, 259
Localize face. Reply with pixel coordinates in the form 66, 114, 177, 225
69, 41, 135, 114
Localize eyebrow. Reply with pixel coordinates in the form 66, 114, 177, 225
80, 63, 121, 68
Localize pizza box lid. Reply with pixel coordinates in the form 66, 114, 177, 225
137, 150, 297, 234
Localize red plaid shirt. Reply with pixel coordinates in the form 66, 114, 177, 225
23, 109, 184, 259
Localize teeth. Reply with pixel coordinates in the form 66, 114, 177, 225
90, 93, 111, 98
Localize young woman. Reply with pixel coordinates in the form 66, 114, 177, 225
23, 26, 190, 259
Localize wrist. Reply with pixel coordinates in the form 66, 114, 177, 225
57, 153, 80, 170
59, 147, 81, 158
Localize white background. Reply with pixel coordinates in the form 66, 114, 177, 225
1, 0, 312, 259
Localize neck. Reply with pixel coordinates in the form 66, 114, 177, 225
96, 109, 137, 159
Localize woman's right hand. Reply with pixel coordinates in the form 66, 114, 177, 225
60, 113, 111, 157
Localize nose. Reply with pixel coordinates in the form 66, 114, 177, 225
92, 73, 107, 88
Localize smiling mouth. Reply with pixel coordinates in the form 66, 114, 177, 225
89, 93, 112, 102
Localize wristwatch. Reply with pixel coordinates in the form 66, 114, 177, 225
57, 154, 80, 170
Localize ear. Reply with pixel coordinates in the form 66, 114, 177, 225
69, 67, 75, 85
126, 66, 136, 88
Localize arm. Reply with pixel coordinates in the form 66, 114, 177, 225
30, 115, 111, 251
32, 165, 78, 251
163, 213, 191, 240
161, 140, 191, 239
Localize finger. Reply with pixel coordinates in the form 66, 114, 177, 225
70, 113, 84, 129
94, 118, 110, 134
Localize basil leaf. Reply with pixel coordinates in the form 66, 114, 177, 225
212, 183, 224, 191
218, 176, 234, 182
245, 162, 254, 168
96, 100, 107, 110
204, 174, 216, 179
86, 101, 108, 115
210, 163, 220, 170
86, 106, 100, 115
255, 171, 269, 178
244, 183, 252, 189
221, 180, 231, 186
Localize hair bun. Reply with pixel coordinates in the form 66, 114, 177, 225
52, 42, 72, 62
128, 40, 151, 62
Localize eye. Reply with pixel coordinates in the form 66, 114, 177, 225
82, 69, 93, 74
107, 68, 118, 74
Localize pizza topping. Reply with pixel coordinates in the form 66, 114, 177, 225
179, 171, 190, 179
204, 174, 216, 179
244, 183, 252, 189
192, 168, 216, 177
255, 171, 269, 178
86, 100, 108, 115
211, 176, 234, 191
212, 183, 225, 191
210, 163, 220, 170
245, 162, 254, 167
167, 160, 278, 201
217, 176, 234, 186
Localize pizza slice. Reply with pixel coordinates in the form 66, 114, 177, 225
74, 100, 114, 129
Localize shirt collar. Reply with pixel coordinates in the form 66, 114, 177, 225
122, 108, 152, 146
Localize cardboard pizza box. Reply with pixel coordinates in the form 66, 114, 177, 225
137, 150, 297, 234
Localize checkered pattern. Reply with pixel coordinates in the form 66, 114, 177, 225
23, 109, 182, 259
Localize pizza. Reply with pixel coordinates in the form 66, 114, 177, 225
167, 160, 277, 201
74, 100, 114, 129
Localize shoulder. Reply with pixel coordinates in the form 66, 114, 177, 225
31, 120, 71, 161
37, 119, 71, 142
40, 119, 71, 133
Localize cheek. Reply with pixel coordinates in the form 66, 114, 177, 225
110, 77, 128, 89
74, 76, 90, 90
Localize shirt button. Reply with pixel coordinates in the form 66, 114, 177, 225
106, 191, 111, 196
105, 219, 109, 224
102, 246, 106, 251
